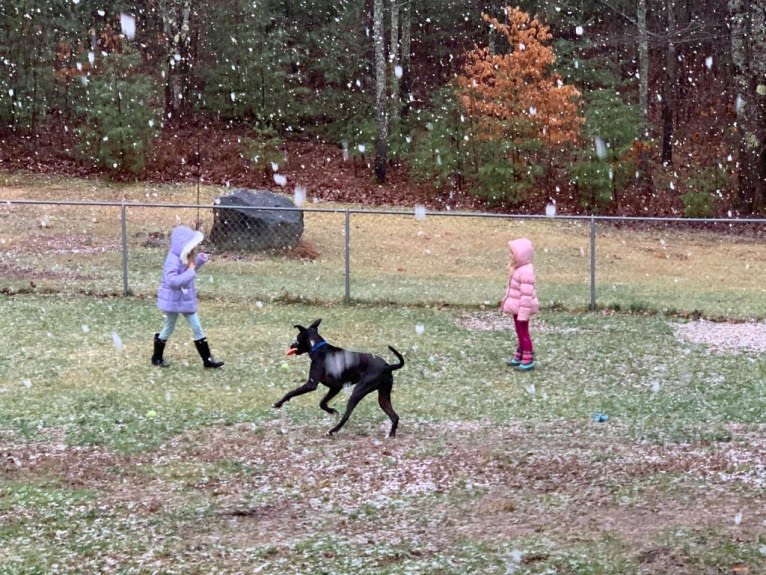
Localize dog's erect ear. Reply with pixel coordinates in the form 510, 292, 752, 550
293, 324, 306, 332
309, 318, 322, 329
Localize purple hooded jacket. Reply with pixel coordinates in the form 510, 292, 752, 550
156, 225, 207, 314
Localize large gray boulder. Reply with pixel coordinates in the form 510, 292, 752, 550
209, 189, 304, 251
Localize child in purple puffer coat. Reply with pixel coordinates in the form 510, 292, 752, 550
151, 225, 224, 369
500, 237, 540, 370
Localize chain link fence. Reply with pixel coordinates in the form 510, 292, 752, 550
2, 198, 766, 318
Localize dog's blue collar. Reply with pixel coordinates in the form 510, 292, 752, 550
310, 340, 327, 353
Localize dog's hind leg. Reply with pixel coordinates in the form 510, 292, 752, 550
319, 386, 341, 416
328, 380, 376, 436
377, 383, 399, 438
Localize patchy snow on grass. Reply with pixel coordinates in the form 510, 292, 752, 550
673, 320, 766, 353
456, 312, 583, 336
3, 418, 766, 573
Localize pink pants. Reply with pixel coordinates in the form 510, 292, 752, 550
513, 315, 534, 353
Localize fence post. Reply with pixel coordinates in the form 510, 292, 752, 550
589, 215, 596, 311
120, 201, 130, 296
344, 209, 351, 304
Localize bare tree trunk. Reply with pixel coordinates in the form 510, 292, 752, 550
400, 0, 412, 118
637, 0, 649, 126
661, 1, 677, 165
729, 0, 766, 213
373, 0, 388, 183
389, 0, 400, 138
636, 0, 651, 178
153, 0, 195, 120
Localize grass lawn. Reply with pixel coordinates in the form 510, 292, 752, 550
1, 295, 765, 574
3, 173, 766, 317
2, 173, 765, 573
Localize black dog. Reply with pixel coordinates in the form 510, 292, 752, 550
273, 319, 405, 437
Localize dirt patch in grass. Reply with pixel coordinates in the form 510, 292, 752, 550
455, 311, 516, 331
0, 260, 100, 283
673, 319, 766, 353
455, 312, 583, 337
2, 419, 764, 572
457, 311, 766, 356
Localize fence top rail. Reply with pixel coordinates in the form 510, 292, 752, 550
2, 198, 766, 225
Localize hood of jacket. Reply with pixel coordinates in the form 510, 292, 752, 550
509, 238, 534, 267
170, 225, 204, 264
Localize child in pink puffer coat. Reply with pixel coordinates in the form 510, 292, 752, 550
500, 237, 540, 370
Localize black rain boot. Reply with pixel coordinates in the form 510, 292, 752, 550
194, 338, 224, 368
151, 333, 170, 367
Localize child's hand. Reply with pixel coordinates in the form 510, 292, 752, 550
195, 252, 208, 267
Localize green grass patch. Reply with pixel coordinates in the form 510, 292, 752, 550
1, 278, 765, 572
3, 174, 766, 317
5, 176, 766, 574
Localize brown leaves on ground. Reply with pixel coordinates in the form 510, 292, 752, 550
0, 122, 485, 211
2, 419, 764, 573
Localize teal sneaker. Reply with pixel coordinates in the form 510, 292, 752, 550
516, 351, 535, 371
506, 348, 522, 367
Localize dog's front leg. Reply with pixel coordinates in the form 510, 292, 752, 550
273, 378, 319, 409
319, 386, 341, 416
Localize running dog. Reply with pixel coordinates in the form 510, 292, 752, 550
273, 319, 405, 437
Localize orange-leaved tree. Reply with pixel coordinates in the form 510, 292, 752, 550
455, 6, 583, 202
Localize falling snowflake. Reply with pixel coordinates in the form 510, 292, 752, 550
120, 13, 136, 40
545, 201, 556, 217
294, 186, 306, 206
273, 173, 287, 187
594, 136, 607, 159
112, 331, 124, 352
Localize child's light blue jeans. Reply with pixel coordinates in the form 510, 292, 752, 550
159, 312, 205, 341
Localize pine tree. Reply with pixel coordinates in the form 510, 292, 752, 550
455, 6, 583, 200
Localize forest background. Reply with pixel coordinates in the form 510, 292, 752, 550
0, 0, 764, 217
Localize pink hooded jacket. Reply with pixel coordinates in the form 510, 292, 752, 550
501, 238, 540, 321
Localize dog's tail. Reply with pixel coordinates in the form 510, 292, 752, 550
386, 345, 405, 371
